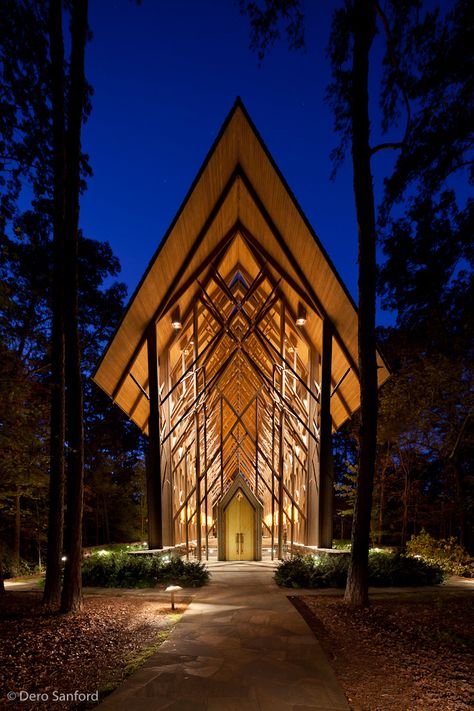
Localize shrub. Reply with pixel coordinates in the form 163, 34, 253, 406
274, 551, 445, 588
275, 554, 349, 588
368, 551, 444, 586
406, 530, 474, 578
275, 555, 318, 588
0, 544, 16, 580
81, 551, 210, 588
0, 543, 32, 578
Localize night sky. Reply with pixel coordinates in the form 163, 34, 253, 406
80, 0, 398, 326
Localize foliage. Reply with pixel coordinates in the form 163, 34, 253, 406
239, 0, 305, 62
275, 551, 444, 588
239, 1, 473, 564
375, 1, 473, 550
0, 1, 146, 569
84, 542, 148, 554
0, 543, 16, 580
81, 552, 210, 588
406, 530, 474, 578
0, 543, 33, 579
275, 554, 349, 588
367, 550, 444, 586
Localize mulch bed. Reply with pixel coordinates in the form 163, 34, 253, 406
0, 590, 183, 711
291, 589, 474, 711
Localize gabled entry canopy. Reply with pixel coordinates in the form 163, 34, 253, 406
93, 98, 389, 431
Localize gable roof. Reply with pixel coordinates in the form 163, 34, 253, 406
93, 98, 389, 431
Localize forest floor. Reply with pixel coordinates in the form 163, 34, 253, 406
293, 585, 474, 711
0, 585, 186, 711
0, 580, 473, 711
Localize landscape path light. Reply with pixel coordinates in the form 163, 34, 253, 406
165, 584, 183, 610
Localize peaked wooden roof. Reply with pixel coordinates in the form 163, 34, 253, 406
93, 98, 389, 431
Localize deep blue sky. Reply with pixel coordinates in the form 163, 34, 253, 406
80, 0, 398, 326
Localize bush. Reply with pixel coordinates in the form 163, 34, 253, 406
368, 551, 444, 586
275, 554, 349, 588
81, 551, 210, 588
0, 544, 32, 579
406, 530, 474, 577
0, 544, 16, 580
275, 551, 445, 588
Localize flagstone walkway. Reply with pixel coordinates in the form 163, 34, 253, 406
95, 560, 350, 711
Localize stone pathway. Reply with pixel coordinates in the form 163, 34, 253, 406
96, 561, 350, 711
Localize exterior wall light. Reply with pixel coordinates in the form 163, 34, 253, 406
171, 306, 182, 330
296, 303, 307, 326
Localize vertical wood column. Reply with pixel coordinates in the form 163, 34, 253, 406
305, 344, 319, 545
220, 395, 224, 493
160, 347, 174, 546
271, 396, 276, 560
255, 397, 259, 496
204, 400, 209, 560
146, 322, 163, 549
277, 303, 286, 559
318, 317, 334, 548
193, 302, 202, 560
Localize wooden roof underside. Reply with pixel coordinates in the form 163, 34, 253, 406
93, 99, 389, 432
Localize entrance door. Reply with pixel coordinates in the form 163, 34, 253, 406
225, 490, 255, 560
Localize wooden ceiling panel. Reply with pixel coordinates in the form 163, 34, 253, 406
93, 99, 389, 434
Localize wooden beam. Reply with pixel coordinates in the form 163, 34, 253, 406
160, 347, 174, 546
238, 213, 360, 379
306, 345, 319, 546
193, 302, 202, 560
278, 302, 286, 559
318, 318, 334, 548
111, 169, 241, 402
146, 323, 163, 549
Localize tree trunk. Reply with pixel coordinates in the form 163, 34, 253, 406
95, 494, 100, 545
44, 0, 66, 609
401, 465, 410, 547
60, 0, 88, 614
377, 468, 385, 545
451, 460, 466, 547
14, 491, 21, 574
344, 0, 378, 607
377, 444, 390, 545
103, 495, 110, 544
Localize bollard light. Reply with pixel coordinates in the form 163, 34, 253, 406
165, 584, 183, 610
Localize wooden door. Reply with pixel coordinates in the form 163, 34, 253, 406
225, 490, 255, 560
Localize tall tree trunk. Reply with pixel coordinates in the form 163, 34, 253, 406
377, 472, 385, 545
95, 494, 100, 546
60, 0, 88, 614
44, 0, 66, 608
448, 411, 471, 547
401, 464, 410, 547
377, 444, 390, 545
344, 0, 378, 607
451, 460, 466, 547
14, 490, 21, 574
103, 495, 110, 543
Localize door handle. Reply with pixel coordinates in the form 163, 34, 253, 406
235, 533, 244, 555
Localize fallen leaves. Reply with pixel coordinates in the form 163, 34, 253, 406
0, 591, 181, 710
295, 590, 474, 711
